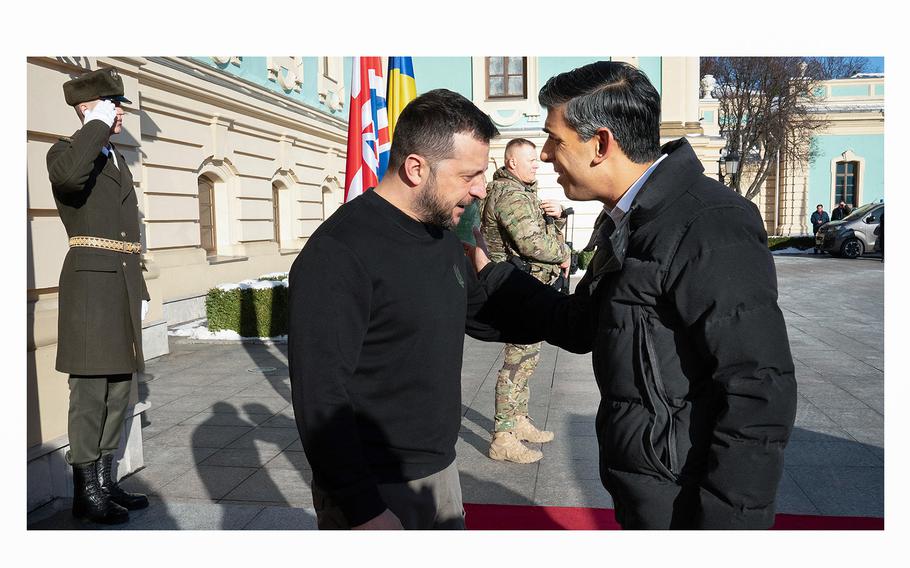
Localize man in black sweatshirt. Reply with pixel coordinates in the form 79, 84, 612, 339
288, 89, 499, 529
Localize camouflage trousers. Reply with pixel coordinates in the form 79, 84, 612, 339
494, 341, 542, 432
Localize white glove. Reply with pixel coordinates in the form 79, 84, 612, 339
141, 300, 149, 321
83, 99, 117, 128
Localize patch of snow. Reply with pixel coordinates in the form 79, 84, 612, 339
167, 320, 287, 343
771, 247, 813, 255
216, 278, 287, 291
249, 279, 287, 290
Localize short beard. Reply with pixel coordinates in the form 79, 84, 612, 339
414, 166, 456, 229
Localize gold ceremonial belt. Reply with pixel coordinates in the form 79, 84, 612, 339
69, 236, 141, 254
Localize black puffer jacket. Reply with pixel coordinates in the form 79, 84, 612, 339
478, 138, 797, 529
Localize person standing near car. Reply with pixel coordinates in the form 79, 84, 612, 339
46, 67, 151, 525
811, 204, 830, 254
831, 201, 847, 221
811, 204, 830, 233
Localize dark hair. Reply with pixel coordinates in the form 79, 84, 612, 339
817, 204, 824, 208
504, 137, 535, 161
387, 89, 498, 171
538, 61, 661, 164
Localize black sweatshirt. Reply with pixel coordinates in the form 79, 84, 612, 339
288, 189, 496, 526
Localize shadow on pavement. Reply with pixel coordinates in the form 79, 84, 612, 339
460, 403, 494, 455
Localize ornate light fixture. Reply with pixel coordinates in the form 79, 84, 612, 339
717, 149, 741, 186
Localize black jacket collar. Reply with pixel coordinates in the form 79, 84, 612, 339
628, 138, 705, 230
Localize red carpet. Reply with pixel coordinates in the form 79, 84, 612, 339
463, 503, 883, 530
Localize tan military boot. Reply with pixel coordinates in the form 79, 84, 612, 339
489, 431, 543, 463
513, 415, 555, 443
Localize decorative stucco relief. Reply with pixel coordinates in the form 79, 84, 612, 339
267, 57, 304, 93
212, 56, 242, 66
318, 57, 346, 112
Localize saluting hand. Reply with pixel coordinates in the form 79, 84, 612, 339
83, 99, 118, 128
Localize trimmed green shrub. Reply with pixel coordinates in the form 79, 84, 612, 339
767, 236, 816, 251
206, 284, 288, 337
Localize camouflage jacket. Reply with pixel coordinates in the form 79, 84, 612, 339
480, 167, 569, 282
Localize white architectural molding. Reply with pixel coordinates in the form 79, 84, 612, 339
271, 168, 305, 249
830, 149, 867, 207
198, 158, 240, 256
472, 57, 540, 128
321, 174, 343, 222
318, 57, 346, 112
143, 58, 347, 142
267, 57, 304, 93
212, 56, 242, 66
277, 135, 294, 173
270, 176, 295, 249
210, 114, 234, 163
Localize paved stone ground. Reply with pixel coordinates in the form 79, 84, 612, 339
28, 254, 884, 529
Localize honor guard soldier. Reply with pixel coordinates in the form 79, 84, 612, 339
47, 67, 151, 524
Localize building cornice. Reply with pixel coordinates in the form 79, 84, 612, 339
142, 57, 347, 144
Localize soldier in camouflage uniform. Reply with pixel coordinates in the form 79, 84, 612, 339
480, 138, 571, 463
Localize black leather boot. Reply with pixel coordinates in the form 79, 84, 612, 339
71, 461, 129, 524
97, 453, 149, 510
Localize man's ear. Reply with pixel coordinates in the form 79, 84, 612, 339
591, 128, 613, 166
402, 154, 427, 187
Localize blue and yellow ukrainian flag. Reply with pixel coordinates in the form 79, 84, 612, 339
386, 57, 417, 140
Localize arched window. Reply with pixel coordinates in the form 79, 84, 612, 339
272, 183, 281, 243
198, 175, 217, 257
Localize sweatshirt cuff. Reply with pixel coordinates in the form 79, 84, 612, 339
478, 260, 516, 293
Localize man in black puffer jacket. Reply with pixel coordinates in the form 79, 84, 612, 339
471, 61, 797, 529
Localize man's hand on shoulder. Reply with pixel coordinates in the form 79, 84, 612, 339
352, 508, 404, 530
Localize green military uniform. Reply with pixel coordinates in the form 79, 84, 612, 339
47, 68, 153, 518
49, 120, 149, 380
480, 167, 570, 433
48, 68, 150, 523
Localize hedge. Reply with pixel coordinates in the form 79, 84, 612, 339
206, 274, 289, 337
767, 236, 816, 251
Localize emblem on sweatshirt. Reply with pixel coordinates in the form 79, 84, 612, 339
453, 264, 465, 288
